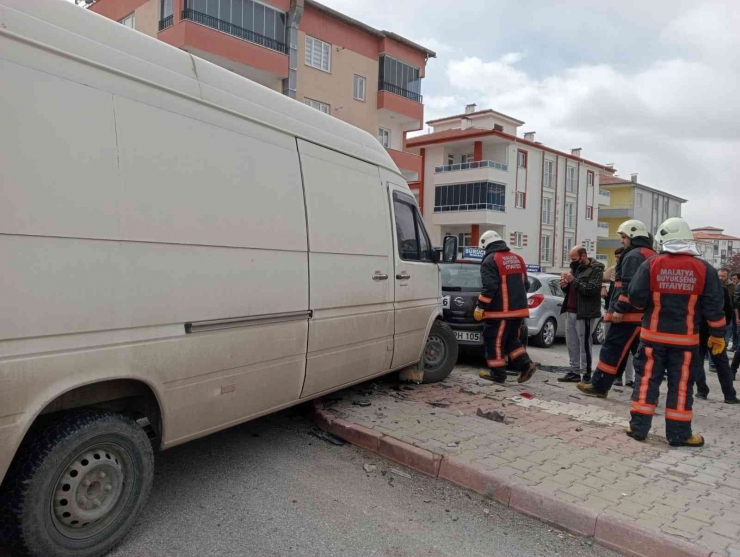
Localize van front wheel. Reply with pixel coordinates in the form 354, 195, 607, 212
421, 321, 459, 384
0, 410, 154, 557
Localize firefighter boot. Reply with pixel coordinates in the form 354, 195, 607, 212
669, 434, 705, 448
577, 382, 608, 399
479, 370, 506, 384
517, 362, 537, 384
625, 427, 646, 441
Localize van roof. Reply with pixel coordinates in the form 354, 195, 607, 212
0, 0, 400, 176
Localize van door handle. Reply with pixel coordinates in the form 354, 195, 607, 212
396, 272, 411, 280
372, 273, 389, 281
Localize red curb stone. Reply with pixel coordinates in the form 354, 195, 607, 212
438, 457, 512, 506
310, 405, 335, 432
329, 419, 382, 453
509, 485, 598, 537
595, 514, 712, 557
378, 436, 442, 478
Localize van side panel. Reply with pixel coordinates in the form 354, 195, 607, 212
0, 32, 310, 479
296, 140, 394, 396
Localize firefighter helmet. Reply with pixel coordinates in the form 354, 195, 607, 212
656, 218, 693, 246
479, 230, 503, 250
617, 219, 649, 239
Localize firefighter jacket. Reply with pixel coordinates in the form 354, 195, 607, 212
477, 241, 530, 319
628, 253, 727, 347
607, 236, 656, 323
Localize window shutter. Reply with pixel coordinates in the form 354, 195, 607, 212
322, 42, 330, 71
305, 36, 312, 65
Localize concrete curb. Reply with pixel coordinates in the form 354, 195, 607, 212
310, 401, 714, 557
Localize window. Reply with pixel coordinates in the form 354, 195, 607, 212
513, 232, 523, 248
514, 192, 525, 209
304, 98, 330, 114
305, 36, 331, 72
673, 202, 679, 217
394, 194, 433, 262
637, 193, 643, 208
542, 198, 553, 225
543, 159, 555, 188
563, 237, 574, 260
653, 197, 659, 212
587, 171, 594, 188
566, 166, 577, 193
353, 75, 366, 101
663, 199, 669, 218
549, 280, 565, 298
377, 127, 391, 148
586, 206, 594, 220
565, 202, 575, 228
120, 12, 135, 28
461, 154, 475, 164
714, 243, 719, 255
448, 232, 473, 248
540, 235, 552, 263
517, 150, 528, 169
160, 0, 173, 20
434, 182, 506, 213
447, 154, 454, 166
379, 55, 422, 102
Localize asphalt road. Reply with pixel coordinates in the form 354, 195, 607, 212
93, 405, 618, 557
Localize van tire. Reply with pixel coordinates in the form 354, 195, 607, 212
0, 410, 154, 557
421, 321, 459, 384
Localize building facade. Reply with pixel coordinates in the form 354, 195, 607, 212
596, 174, 687, 267
405, 106, 614, 273
692, 227, 740, 269
86, 0, 434, 183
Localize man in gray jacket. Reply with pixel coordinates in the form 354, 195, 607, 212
558, 247, 605, 383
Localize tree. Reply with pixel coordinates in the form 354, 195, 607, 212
727, 253, 740, 275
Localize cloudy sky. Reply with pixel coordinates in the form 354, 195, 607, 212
323, 0, 739, 231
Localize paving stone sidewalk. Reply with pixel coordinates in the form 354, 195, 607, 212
320, 348, 740, 557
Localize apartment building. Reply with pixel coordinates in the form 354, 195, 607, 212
405, 105, 614, 273
596, 173, 687, 266
692, 227, 740, 269
86, 0, 434, 183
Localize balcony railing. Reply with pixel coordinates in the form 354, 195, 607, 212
435, 160, 508, 173
598, 221, 610, 229
599, 188, 611, 198
378, 81, 423, 103
181, 9, 288, 55
158, 15, 173, 31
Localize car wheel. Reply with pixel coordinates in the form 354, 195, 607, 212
532, 318, 557, 348
0, 410, 154, 557
593, 319, 606, 345
421, 320, 459, 384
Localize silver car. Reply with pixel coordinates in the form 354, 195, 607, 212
526, 273, 605, 348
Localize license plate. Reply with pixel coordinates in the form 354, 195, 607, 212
442, 296, 451, 309
454, 331, 481, 342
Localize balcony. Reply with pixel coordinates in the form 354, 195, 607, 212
377, 83, 424, 130
386, 149, 422, 183
434, 160, 509, 187
599, 204, 634, 219
378, 81, 422, 103
159, 15, 174, 31
598, 188, 611, 206
597, 221, 610, 238
181, 9, 288, 54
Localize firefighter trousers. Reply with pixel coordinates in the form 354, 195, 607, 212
591, 322, 641, 393
483, 318, 532, 381
629, 341, 699, 443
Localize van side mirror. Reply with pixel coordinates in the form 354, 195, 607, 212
442, 235, 458, 263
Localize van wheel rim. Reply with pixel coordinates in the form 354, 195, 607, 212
543, 321, 555, 345
52, 444, 128, 540
424, 334, 446, 370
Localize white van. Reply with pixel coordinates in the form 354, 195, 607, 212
0, 1, 459, 555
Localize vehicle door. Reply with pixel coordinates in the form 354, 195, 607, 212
382, 171, 441, 369
548, 278, 567, 334
297, 140, 394, 397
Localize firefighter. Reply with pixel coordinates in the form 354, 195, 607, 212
625, 217, 726, 447
578, 220, 656, 398
474, 231, 537, 384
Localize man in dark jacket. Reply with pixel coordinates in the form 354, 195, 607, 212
474, 230, 537, 384
626, 218, 726, 447
579, 220, 655, 398
557, 247, 604, 383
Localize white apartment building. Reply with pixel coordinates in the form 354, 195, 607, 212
693, 226, 740, 269
405, 105, 613, 272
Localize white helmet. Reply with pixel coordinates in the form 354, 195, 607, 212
656, 217, 693, 246
479, 230, 503, 249
617, 219, 649, 239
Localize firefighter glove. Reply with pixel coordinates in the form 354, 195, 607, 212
708, 336, 726, 356
474, 307, 485, 322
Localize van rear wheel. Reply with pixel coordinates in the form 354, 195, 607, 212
421, 321, 459, 384
0, 410, 154, 557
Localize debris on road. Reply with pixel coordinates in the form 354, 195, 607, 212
308, 426, 347, 446
520, 392, 535, 399
353, 400, 371, 407
363, 463, 377, 473
389, 468, 412, 479
428, 399, 451, 408
476, 408, 506, 423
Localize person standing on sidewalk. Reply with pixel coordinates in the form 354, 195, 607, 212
733, 278, 740, 375
625, 217, 726, 447
719, 268, 735, 351
557, 247, 604, 384
732, 273, 740, 351
693, 318, 739, 403
579, 220, 655, 398
474, 231, 537, 385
